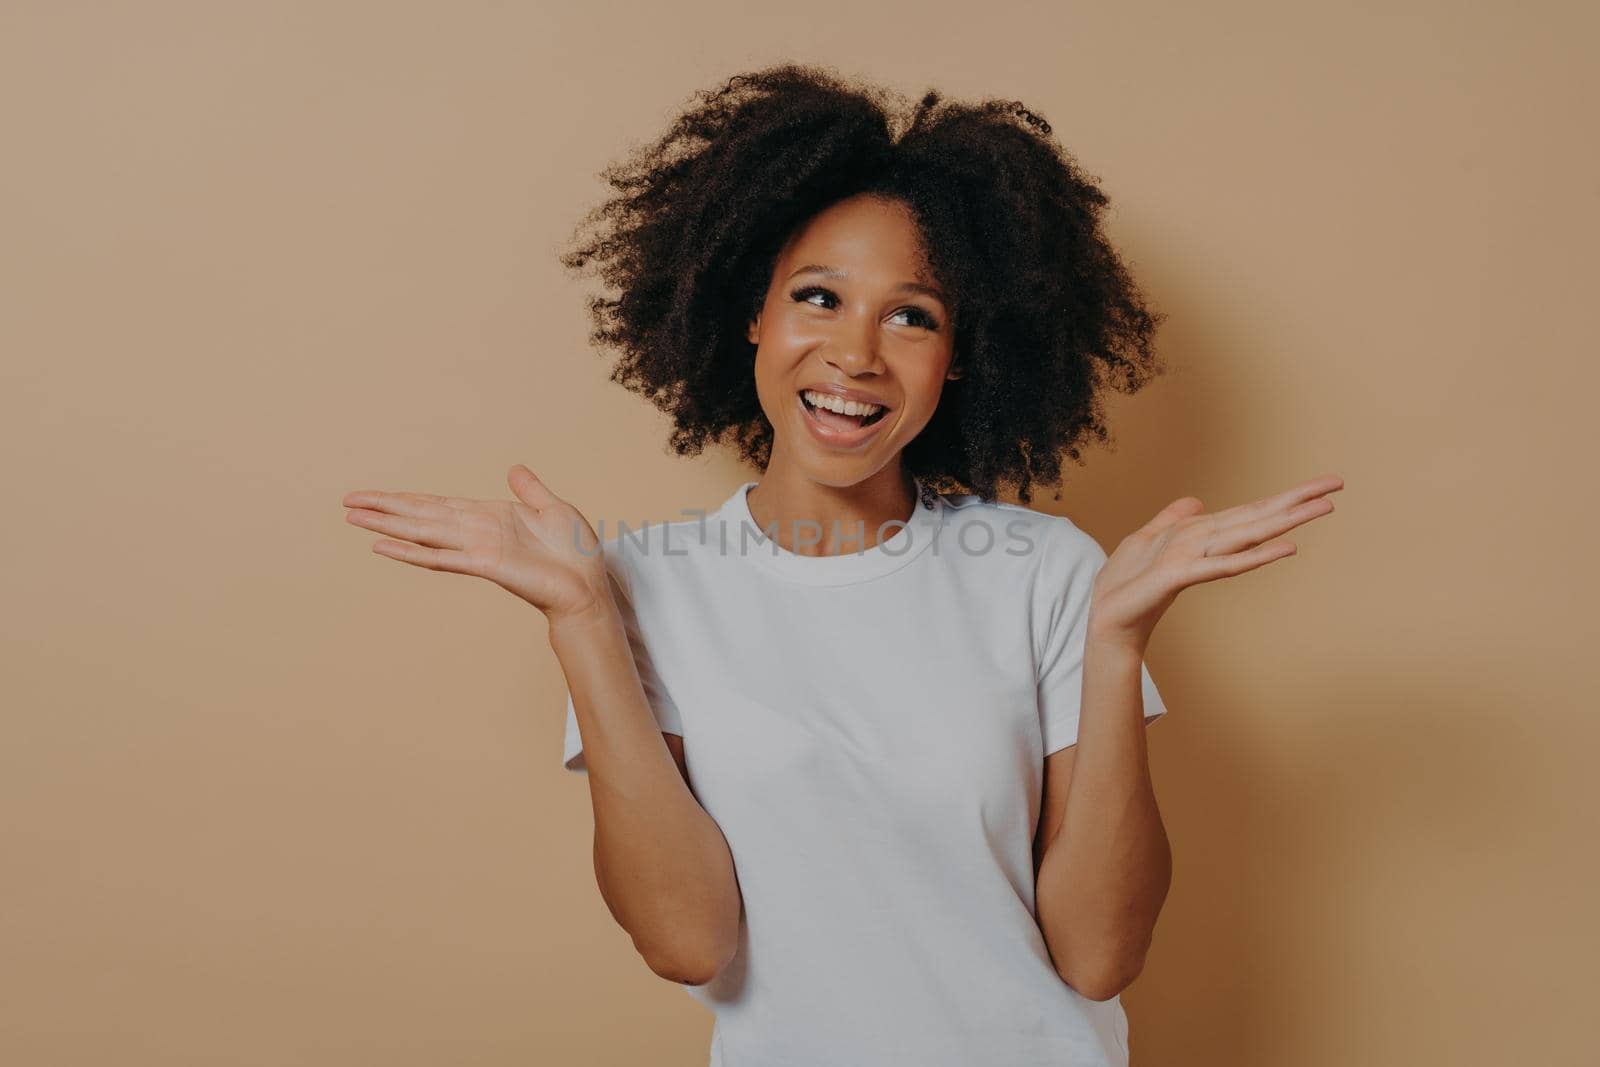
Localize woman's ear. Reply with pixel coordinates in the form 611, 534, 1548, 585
946, 357, 963, 381
746, 312, 761, 345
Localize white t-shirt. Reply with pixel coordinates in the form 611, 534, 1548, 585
561, 476, 1167, 1066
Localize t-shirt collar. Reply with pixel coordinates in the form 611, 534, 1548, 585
715, 475, 945, 586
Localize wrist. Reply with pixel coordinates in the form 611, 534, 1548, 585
546, 592, 620, 649
1084, 626, 1148, 662
1084, 596, 1150, 659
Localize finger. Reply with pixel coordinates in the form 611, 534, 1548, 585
1138, 496, 1206, 536
508, 465, 560, 512
370, 539, 478, 574
346, 508, 464, 551
1209, 474, 1344, 528
345, 489, 440, 508
1205, 497, 1333, 557
343, 489, 449, 504
1186, 539, 1297, 582
341, 490, 458, 521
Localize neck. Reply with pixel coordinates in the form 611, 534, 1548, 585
745, 463, 918, 557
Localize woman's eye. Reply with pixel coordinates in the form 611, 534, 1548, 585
892, 307, 941, 331
791, 286, 837, 309
790, 287, 941, 331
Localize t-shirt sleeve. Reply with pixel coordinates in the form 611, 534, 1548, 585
561, 549, 684, 775
1035, 520, 1169, 756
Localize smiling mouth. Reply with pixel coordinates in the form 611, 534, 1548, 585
798, 391, 889, 431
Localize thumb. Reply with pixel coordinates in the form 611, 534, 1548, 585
507, 464, 560, 510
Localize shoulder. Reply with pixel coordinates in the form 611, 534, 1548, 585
593, 511, 712, 599
936, 491, 1106, 574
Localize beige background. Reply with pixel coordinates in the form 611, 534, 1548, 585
3, 2, 1595, 1064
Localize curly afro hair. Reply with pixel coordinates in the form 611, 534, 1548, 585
559, 62, 1166, 505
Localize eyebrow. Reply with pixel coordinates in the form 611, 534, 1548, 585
786, 264, 948, 305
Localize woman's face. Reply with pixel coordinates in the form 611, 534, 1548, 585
746, 193, 959, 487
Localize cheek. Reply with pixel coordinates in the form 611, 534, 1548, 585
901, 362, 952, 412
763, 312, 818, 352
752, 319, 813, 387
750, 344, 799, 421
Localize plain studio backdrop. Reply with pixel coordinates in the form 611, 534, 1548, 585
2, 2, 1595, 1064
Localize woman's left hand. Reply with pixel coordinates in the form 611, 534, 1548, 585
1085, 473, 1345, 655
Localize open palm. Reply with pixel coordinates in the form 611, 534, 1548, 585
341, 464, 608, 623
1088, 473, 1345, 653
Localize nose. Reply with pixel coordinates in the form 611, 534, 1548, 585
822, 312, 886, 378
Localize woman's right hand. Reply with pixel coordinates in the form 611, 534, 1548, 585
341, 464, 611, 625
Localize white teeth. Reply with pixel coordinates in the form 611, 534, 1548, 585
802, 389, 883, 417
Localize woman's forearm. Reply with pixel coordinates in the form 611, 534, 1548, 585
549, 601, 742, 985
1035, 639, 1172, 1000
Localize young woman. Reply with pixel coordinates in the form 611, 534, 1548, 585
342, 64, 1341, 1066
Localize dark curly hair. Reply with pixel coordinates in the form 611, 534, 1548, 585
559, 62, 1165, 505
